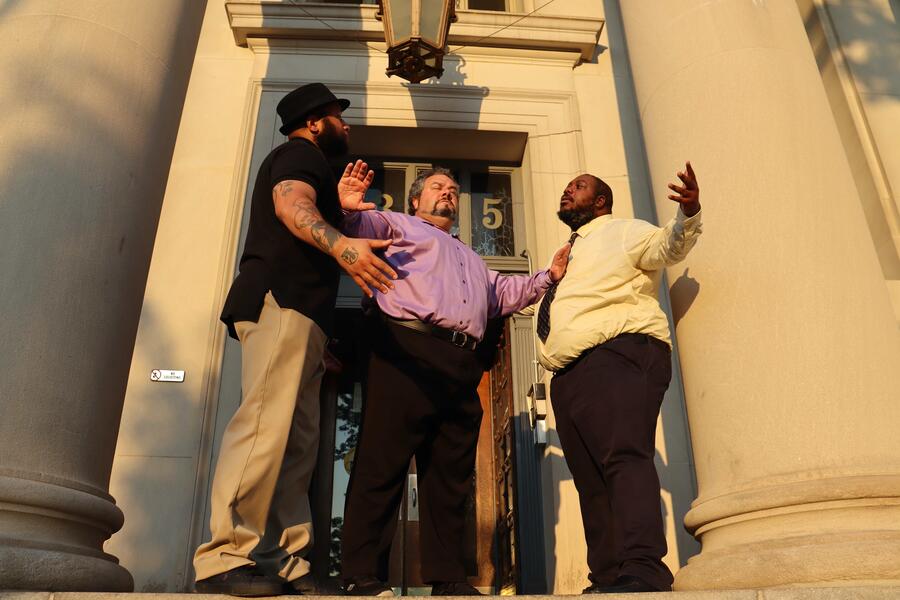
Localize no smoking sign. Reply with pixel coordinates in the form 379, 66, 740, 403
150, 369, 185, 383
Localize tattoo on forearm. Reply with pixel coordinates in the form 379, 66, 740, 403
289, 197, 341, 252
311, 222, 342, 252
340, 246, 359, 265
292, 202, 319, 230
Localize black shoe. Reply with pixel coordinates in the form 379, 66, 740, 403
285, 573, 344, 595
195, 565, 283, 597
344, 577, 394, 597
583, 575, 668, 594
430, 582, 484, 596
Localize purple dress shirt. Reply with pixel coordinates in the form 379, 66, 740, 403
341, 210, 552, 341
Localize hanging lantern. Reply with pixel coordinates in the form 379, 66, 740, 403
376, 0, 457, 83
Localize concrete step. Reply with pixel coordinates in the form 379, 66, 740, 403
3, 589, 900, 600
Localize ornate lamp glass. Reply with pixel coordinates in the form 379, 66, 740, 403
376, 0, 457, 83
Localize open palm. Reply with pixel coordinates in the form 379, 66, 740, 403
338, 159, 377, 211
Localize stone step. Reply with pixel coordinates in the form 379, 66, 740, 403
3, 589, 900, 600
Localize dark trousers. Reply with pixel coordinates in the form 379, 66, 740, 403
341, 317, 484, 584
550, 333, 673, 591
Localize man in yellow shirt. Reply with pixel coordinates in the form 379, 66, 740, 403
538, 164, 702, 594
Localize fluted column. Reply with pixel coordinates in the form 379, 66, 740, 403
616, 0, 900, 589
0, 0, 206, 591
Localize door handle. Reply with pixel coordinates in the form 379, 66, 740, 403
407, 473, 419, 521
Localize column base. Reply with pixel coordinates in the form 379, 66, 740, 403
675, 531, 900, 590
0, 544, 133, 592
677, 475, 900, 590
0, 474, 133, 591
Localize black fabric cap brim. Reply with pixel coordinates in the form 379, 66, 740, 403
279, 98, 351, 135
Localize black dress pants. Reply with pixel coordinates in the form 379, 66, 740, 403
550, 333, 673, 591
341, 317, 484, 584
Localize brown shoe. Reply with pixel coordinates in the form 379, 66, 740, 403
195, 565, 283, 597
344, 577, 394, 597
430, 582, 483, 596
284, 572, 344, 595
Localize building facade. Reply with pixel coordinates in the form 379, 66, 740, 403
2, 0, 900, 594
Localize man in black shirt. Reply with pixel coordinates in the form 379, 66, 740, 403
194, 83, 396, 597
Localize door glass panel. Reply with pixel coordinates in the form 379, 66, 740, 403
470, 172, 515, 257
329, 378, 363, 578
366, 167, 407, 213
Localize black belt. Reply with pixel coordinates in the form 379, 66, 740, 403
381, 313, 479, 350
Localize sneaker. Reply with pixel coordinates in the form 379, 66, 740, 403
285, 572, 344, 595
430, 582, 484, 596
194, 565, 283, 597
344, 577, 394, 597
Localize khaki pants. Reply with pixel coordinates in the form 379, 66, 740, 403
194, 292, 326, 583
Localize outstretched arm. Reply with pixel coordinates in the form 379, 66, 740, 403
630, 161, 703, 270
488, 242, 571, 316
272, 179, 396, 296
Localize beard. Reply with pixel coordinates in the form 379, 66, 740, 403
316, 119, 349, 157
431, 200, 457, 221
557, 203, 595, 230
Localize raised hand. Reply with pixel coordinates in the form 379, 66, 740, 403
333, 237, 397, 297
667, 161, 701, 217
549, 241, 572, 283
338, 160, 377, 211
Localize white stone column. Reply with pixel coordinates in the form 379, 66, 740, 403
616, 0, 900, 589
0, 0, 206, 591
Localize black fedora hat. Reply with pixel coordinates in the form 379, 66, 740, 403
277, 83, 350, 136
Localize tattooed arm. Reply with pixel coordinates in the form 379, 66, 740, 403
273, 179, 397, 296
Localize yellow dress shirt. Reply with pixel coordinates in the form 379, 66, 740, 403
538, 209, 703, 372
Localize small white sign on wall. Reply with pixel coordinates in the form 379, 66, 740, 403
150, 369, 185, 383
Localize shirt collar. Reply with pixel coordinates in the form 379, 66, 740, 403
575, 213, 613, 238
417, 216, 456, 238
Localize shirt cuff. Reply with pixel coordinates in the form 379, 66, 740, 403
537, 269, 553, 290
676, 206, 702, 227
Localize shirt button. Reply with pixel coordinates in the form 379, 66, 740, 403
459, 321, 463, 324
462, 280, 466, 284
463, 299, 467, 303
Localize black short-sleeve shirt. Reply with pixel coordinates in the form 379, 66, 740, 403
220, 138, 342, 338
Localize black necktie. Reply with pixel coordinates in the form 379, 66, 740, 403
537, 232, 578, 342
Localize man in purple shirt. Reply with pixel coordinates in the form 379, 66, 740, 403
337, 166, 570, 596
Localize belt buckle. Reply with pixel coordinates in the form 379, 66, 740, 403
451, 330, 470, 348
